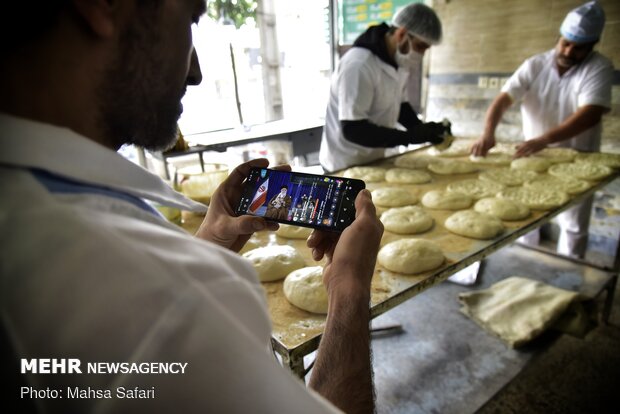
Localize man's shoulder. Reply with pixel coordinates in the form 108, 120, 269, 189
585, 51, 614, 70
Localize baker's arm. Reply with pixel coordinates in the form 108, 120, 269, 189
471, 92, 514, 156
514, 105, 607, 157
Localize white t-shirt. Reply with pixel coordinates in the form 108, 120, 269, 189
0, 114, 340, 413
502, 49, 613, 152
319, 47, 410, 172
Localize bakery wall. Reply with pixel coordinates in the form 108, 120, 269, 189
425, 0, 620, 153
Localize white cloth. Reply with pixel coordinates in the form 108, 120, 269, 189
503, 49, 613, 257
319, 48, 410, 172
0, 114, 340, 413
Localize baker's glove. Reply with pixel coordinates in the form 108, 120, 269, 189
408, 122, 450, 144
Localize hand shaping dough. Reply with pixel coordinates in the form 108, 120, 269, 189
394, 153, 434, 169
283, 266, 328, 314
469, 153, 512, 166
378, 239, 444, 274
447, 179, 505, 199
445, 210, 504, 239
242, 245, 305, 282
371, 188, 418, 207
575, 152, 620, 169
380, 206, 434, 234
548, 162, 613, 181
533, 147, 578, 164
524, 175, 591, 195
342, 166, 386, 183
497, 187, 569, 211
474, 197, 530, 221
385, 168, 432, 184
479, 168, 538, 186
276, 224, 313, 239
511, 157, 551, 173
421, 190, 473, 210
428, 160, 479, 175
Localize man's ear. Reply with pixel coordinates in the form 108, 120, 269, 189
71, 0, 122, 38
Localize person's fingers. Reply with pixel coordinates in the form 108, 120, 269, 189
227, 158, 270, 187
271, 164, 292, 172
354, 189, 376, 218
233, 215, 268, 234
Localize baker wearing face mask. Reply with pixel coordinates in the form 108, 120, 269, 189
319, 3, 449, 173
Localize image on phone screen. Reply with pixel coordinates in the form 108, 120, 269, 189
235, 168, 365, 232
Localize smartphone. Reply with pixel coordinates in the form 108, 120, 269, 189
235, 167, 365, 232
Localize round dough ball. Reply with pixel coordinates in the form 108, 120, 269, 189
497, 187, 569, 211
474, 197, 530, 221
180, 170, 228, 204
575, 152, 620, 169
421, 190, 473, 210
342, 166, 386, 183
371, 188, 418, 207
426, 140, 471, 157
239, 238, 261, 254
445, 210, 504, 239
394, 154, 433, 169
533, 147, 578, 164
378, 239, 444, 274
511, 157, 551, 172
479, 168, 538, 186
380, 206, 434, 234
548, 162, 613, 181
447, 179, 505, 199
469, 153, 512, 166
524, 175, 591, 195
428, 160, 478, 175
276, 224, 313, 239
283, 266, 327, 314
242, 245, 305, 282
385, 168, 432, 184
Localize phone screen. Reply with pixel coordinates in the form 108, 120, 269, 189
235, 168, 365, 232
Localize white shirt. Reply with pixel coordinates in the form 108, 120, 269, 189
319, 48, 410, 172
0, 114, 340, 414
502, 49, 613, 152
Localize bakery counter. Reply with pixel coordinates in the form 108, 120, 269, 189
180, 143, 620, 379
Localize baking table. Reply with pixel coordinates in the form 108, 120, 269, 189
180, 144, 619, 380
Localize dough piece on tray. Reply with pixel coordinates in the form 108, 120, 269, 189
385, 168, 432, 184
394, 153, 434, 169
511, 157, 551, 173
533, 147, 578, 163
426, 139, 471, 157
445, 210, 504, 239
380, 206, 434, 234
342, 166, 386, 182
428, 160, 478, 175
548, 162, 613, 181
242, 245, 305, 282
371, 188, 418, 207
283, 266, 328, 314
447, 179, 505, 199
378, 239, 444, 274
497, 187, 569, 211
575, 152, 620, 169
524, 175, 591, 195
469, 153, 512, 166
421, 190, 473, 210
474, 197, 530, 221
276, 224, 313, 239
479, 168, 538, 186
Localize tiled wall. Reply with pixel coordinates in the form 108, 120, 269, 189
425, 0, 620, 153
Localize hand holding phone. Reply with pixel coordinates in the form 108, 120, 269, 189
235, 167, 366, 232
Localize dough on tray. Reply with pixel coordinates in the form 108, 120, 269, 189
426, 139, 471, 157
394, 153, 434, 169
378, 239, 444, 274
380, 206, 434, 234
385, 168, 432, 184
524, 175, 591, 195
447, 179, 505, 199
474, 197, 530, 221
532, 147, 578, 164
242, 245, 305, 282
510, 157, 551, 173
421, 190, 473, 210
479, 168, 538, 186
371, 187, 418, 207
575, 152, 620, 169
283, 266, 328, 314
275, 224, 313, 239
444, 210, 504, 239
469, 153, 512, 166
548, 162, 613, 181
497, 187, 569, 211
428, 160, 478, 175
342, 166, 386, 182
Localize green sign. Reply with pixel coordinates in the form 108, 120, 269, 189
339, 0, 422, 44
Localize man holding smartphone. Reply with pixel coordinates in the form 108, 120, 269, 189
0, 1, 383, 413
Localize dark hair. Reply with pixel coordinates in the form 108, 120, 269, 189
280, 186, 288, 191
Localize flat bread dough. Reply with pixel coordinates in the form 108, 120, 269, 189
497, 187, 569, 211
242, 245, 305, 282
489, 142, 517, 156
447, 179, 505, 199
394, 153, 433, 169
548, 162, 613, 181
371, 188, 418, 207
445, 210, 504, 239
479, 168, 538, 186
276, 224, 313, 239
421, 190, 473, 210
474, 197, 530, 221
533, 147, 578, 164
385, 168, 432, 184
283, 266, 328, 314
380, 206, 434, 234
378, 239, 444, 274
575, 152, 620, 169
181, 170, 228, 204
511, 157, 551, 173
524, 175, 591, 195
469, 153, 512, 166
342, 166, 386, 183
428, 160, 478, 175
426, 139, 472, 157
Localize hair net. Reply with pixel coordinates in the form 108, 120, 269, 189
560, 1, 605, 44
392, 3, 442, 45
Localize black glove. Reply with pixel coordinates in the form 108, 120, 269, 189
407, 122, 450, 144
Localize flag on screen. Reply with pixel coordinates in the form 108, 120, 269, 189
249, 178, 269, 213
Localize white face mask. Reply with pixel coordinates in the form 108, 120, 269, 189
394, 38, 423, 70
